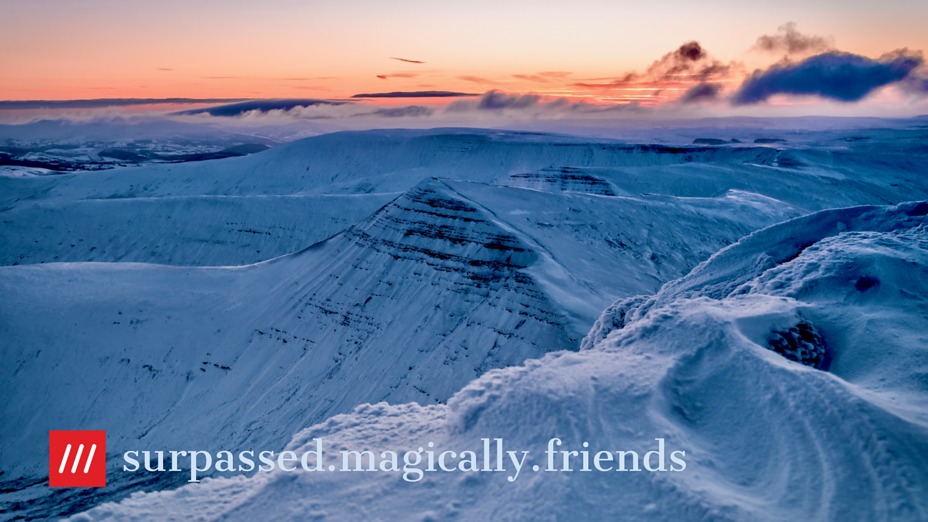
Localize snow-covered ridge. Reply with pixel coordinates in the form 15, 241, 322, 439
3, 127, 926, 268
498, 167, 620, 195
74, 201, 928, 521
583, 200, 928, 348
344, 179, 538, 277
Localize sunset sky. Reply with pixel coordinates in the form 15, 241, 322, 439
2, 0, 928, 114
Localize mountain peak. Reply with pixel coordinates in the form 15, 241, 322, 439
344, 178, 538, 282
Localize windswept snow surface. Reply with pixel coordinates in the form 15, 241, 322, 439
2, 125, 928, 519
74, 201, 928, 521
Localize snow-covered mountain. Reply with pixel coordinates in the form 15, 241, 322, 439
4, 127, 926, 267
1, 124, 928, 519
75, 201, 928, 521
0, 178, 792, 515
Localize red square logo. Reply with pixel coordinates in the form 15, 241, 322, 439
49, 430, 106, 488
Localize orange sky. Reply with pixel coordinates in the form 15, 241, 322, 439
2, 0, 928, 107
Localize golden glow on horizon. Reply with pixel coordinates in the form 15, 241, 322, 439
1, 0, 927, 107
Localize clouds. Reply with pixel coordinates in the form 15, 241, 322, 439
175, 99, 345, 117
447, 90, 551, 113
680, 83, 722, 104
166, 90, 613, 123
365, 106, 434, 118
376, 73, 418, 80
736, 23, 928, 105
571, 41, 739, 105
352, 91, 476, 99
444, 90, 648, 118
512, 71, 572, 83
446, 90, 597, 115
232, 26, 928, 110
753, 22, 833, 56
733, 50, 924, 104
161, 90, 635, 128
639, 41, 735, 82
901, 73, 928, 95
457, 75, 496, 85
552, 29, 928, 108
175, 100, 419, 124
4, 23, 927, 125
675, 41, 706, 62
443, 33, 927, 109
474, 91, 541, 110
390, 57, 425, 64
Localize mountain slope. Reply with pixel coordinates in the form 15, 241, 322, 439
0, 180, 572, 480
0, 193, 394, 266
73, 201, 928, 521
0, 174, 801, 518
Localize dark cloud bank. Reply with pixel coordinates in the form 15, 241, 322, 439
175, 99, 346, 116
0, 98, 246, 110
734, 50, 924, 104
680, 83, 723, 104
